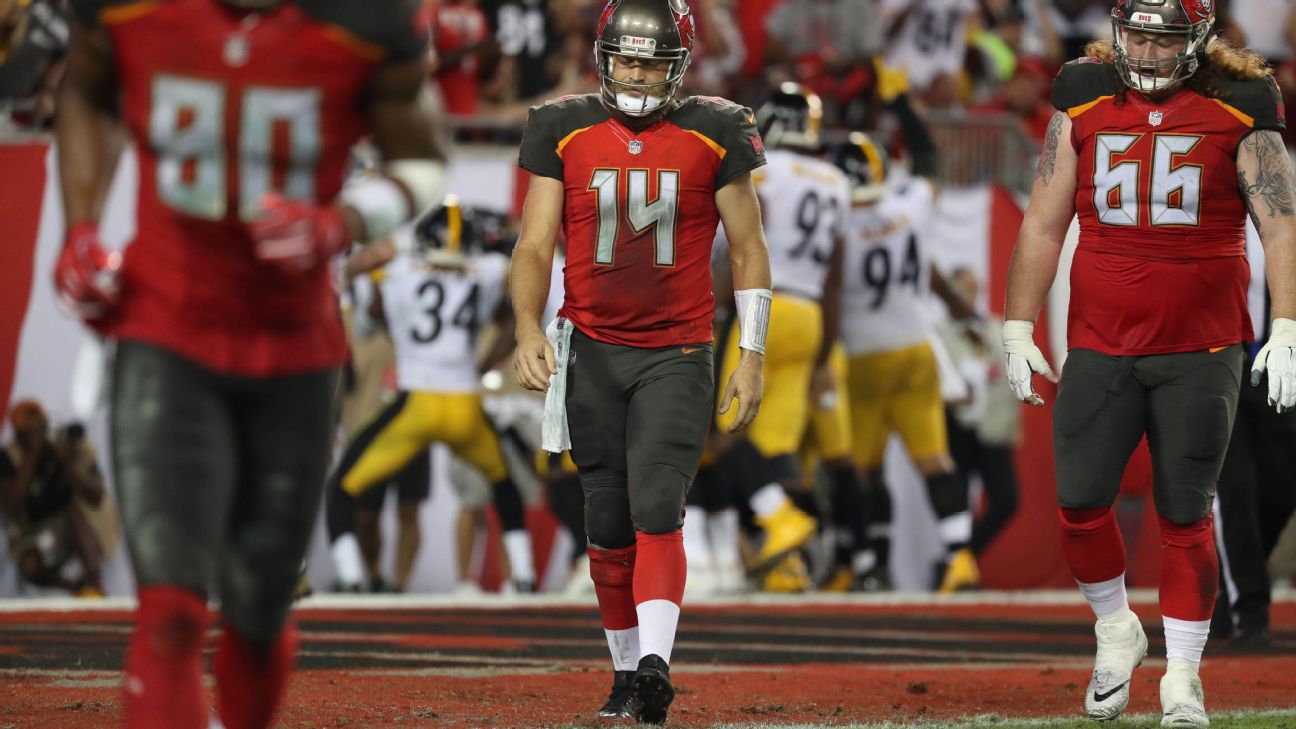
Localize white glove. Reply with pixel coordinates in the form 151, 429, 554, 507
1002, 319, 1057, 406
1251, 318, 1296, 414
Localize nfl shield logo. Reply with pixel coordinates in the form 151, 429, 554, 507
628, 140, 643, 155
1149, 111, 1164, 126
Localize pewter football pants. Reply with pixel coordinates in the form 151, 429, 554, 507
111, 341, 337, 641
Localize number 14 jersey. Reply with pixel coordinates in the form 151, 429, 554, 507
1056, 58, 1285, 355
518, 94, 765, 348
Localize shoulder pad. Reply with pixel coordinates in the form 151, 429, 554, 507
299, 0, 426, 62
1052, 57, 1122, 113
71, 0, 142, 27
670, 96, 766, 188
518, 94, 607, 180
1216, 75, 1286, 132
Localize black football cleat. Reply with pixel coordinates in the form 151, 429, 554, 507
597, 670, 636, 719
630, 654, 674, 725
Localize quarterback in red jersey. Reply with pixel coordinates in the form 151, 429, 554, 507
510, 0, 770, 722
53, 0, 445, 726
1003, 0, 1296, 724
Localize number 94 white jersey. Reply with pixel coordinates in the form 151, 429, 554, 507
756, 149, 851, 301
379, 251, 509, 394
841, 178, 937, 356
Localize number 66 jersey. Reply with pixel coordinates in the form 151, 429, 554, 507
1054, 57, 1285, 355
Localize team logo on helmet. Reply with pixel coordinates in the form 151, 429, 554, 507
1184, 0, 1212, 22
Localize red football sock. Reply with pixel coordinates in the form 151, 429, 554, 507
633, 530, 686, 606
1158, 515, 1218, 622
589, 544, 638, 631
214, 621, 298, 729
1059, 507, 1127, 584
634, 530, 686, 664
124, 585, 210, 729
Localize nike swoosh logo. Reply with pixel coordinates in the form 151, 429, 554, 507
1093, 683, 1128, 703
682, 347, 702, 354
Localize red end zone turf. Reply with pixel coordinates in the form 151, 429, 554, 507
1, 598, 1293, 727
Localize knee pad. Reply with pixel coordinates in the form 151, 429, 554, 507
491, 476, 526, 532
630, 465, 687, 535
925, 472, 967, 519
588, 543, 636, 587
586, 485, 635, 550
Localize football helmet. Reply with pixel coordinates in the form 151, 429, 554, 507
754, 82, 824, 150
830, 132, 888, 204
1111, 0, 1214, 93
595, 0, 695, 117
413, 196, 508, 265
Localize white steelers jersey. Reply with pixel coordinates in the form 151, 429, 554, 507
543, 251, 566, 328
755, 148, 851, 301
380, 249, 509, 394
841, 177, 937, 356
883, 0, 978, 90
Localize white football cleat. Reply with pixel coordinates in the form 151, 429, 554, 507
1085, 609, 1148, 720
1160, 659, 1209, 727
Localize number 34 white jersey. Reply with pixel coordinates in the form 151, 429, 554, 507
380, 251, 509, 394
756, 148, 851, 301
841, 178, 937, 356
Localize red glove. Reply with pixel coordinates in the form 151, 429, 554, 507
54, 223, 122, 322
249, 193, 351, 274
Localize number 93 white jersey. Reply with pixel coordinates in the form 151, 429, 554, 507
755, 148, 851, 301
841, 178, 937, 356
379, 251, 509, 394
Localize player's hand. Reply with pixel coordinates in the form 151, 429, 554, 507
250, 193, 351, 274
514, 329, 556, 392
54, 223, 122, 322
810, 360, 837, 411
1002, 319, 1058, 407
718, 350, 763, 432
1250, 318, 1296, 413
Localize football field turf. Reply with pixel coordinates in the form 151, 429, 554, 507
1, 591, 1292, 728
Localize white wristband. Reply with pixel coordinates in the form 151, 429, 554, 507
734, 288, 772, 355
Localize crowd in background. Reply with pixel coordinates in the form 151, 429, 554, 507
7, 0, 1296, 148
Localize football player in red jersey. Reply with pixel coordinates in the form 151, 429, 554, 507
1003, 0, 1296, 724
510, 0, 769, 722
53, 0, 445, 727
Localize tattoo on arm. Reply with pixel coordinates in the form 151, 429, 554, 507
1238, 130, 1296, 226
1036, 112, 1064, 188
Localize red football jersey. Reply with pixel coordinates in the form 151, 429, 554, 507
1054, 59, 1284, 355
518, 94, 765, 347
75, 0, 424, 376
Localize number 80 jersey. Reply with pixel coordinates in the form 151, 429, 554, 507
73, 0, 424, 376
1055, 57, 1285, 355
519, 94, 765, 348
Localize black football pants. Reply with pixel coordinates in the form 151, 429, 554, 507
111, 341, 337, 641
565, 327, 713, 550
